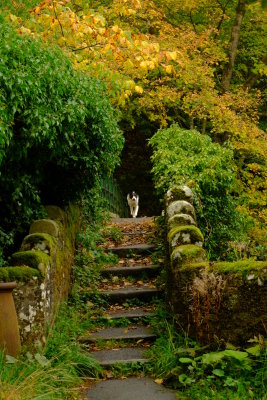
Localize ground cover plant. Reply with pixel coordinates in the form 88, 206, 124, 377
147, 310, 267, 400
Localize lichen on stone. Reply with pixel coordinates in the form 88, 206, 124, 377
167, 200, 196, 220
21, 233, 56, 255
10, 251, 51, 276
168, 225, 204, 248
167, 213, 196, 230
171, 244, 206, 269
166, 185, 194, 206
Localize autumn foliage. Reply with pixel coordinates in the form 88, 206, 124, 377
1, 0, 266, 259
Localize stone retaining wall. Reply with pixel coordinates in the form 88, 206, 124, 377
165, 186, 267, 344
0, 205, 80, 347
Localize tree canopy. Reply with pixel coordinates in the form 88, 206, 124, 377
1, 0, 266, 260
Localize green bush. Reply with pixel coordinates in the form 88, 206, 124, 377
0, 20, 123, 260
149, 125, 249, 260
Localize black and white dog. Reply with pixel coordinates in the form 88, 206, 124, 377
127, 191, 139, 218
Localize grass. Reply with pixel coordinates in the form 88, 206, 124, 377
1, 202, 266, 399
145, 305, 267, 399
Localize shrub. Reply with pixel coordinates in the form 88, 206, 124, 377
149, 125, 249, 259
0, 20, 123, 260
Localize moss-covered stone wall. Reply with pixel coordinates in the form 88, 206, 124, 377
0, 205, 80, 347
165, 186, 267, 344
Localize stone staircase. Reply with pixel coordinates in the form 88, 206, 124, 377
82, 217, 162, 368
84, 217, 177, 400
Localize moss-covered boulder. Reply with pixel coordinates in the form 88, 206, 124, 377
171, 244, 206, 269
20, 233, 56, 255
29, 219, 59, 238
166, 186, 194, 206
0, 266, 40, 282
45, 205, 66, 223
168, 225, 204, 249
167, 213, 196, 230
10, 251, 51, 276
167, 201, 196, 220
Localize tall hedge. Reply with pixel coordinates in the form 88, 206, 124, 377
149, 125, 248, 260
0, 20, 123, 261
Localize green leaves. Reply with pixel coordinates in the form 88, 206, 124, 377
0, 21, 123, 261
149, 125, 247, 259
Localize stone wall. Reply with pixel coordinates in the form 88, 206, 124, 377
0, 205, 80, 347
165, 186, 267, 344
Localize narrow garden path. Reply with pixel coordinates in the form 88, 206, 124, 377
82, 217, 176, 399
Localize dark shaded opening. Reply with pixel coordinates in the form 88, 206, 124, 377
115, 124, 161, 217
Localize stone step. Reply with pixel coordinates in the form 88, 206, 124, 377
105, 243, 156, 257
111, 217, 155, 224
102, 264, 161, 277
102, 308, 154, 320
80, 326, 156, 343
90, 347, 147, 367
120, 231, 149, 235
99, 286, 162, 303
85, 377, 177, 400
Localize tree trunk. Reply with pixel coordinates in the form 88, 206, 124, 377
201, 118, 207, 135
221, 0, 247, 91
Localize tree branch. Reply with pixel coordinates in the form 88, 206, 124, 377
52, 0, 65, 38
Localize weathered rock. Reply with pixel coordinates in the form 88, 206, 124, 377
5, 205, 80, 347
166, 201, 196, 220
167, 213, 196, 230
170, 261, 267, 344
20, 233, 56, 256
168, 225, 204, 249
171, 245, 206, 269
29, 219, 59, 238
165, 185, 194, 206
10, 251, 51, 276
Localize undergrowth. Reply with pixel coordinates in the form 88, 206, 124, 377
146, 305, 267, 400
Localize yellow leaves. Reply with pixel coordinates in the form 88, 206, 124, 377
154, 378, 163, 385
112, 25, 121, 33
8, 14, 19, 24
140, 61, 147, 69
17, 26, 32, 36
154, 43, 160, 53
135, 85, 144, 94
140, 60, 157, 70
166, 51, 177, 61
133, 0, 141, 8
165, 65, 173, 74
124, 59, 135, 69
34, 6, 41, 14
84, 26, 94, 35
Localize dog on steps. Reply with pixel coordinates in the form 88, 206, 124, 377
127, 191, 139, 218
